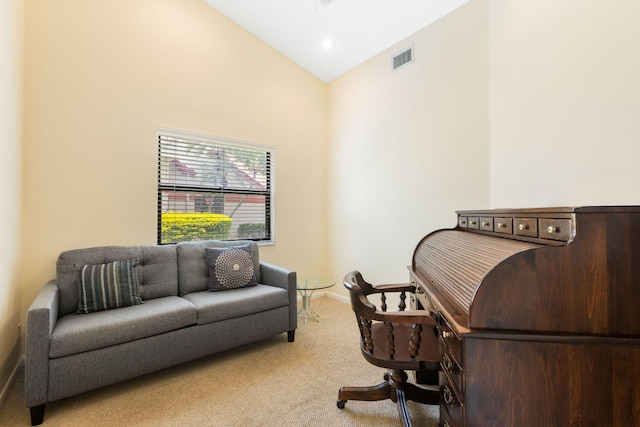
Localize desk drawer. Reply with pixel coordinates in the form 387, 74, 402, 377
494, 217, 513, 235
480, 217, 493, 232
467, 217, 480, 230
440, 404, 461, 427
440, 346, 462, 395
440, 379, 463, 427
438, 314, 462, 365
539, 218, 572, 241
514, 217, 537, 238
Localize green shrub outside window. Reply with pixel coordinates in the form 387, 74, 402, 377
160, 212, 232, 243
237, 223, 266, 239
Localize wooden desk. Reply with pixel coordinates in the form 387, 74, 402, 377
410, 206, 640, 426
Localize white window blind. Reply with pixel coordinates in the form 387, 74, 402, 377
157, 130, 273, 244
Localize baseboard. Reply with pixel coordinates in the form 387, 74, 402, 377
325, 291, 349, 304
296, 290, 349, 304
0, 355, 24, 408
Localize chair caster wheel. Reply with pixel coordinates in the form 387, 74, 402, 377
337, 400, 346, 409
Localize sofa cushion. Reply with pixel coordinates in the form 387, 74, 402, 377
76, 259, 143, 314
49, 296, 197, 358
56, 245, 179, 317
205, 245, 257, 291
182, 284, 289, 324
177, 240, 261, 296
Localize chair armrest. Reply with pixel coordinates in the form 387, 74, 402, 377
366, 283, 418, 313
370, 283, 416, 294
347, 271, 415, 295
25, 281, 59, 407
371, 309, 436, 325
260, 262, 297, 331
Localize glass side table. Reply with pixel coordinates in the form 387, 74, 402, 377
297, 276, 335, 325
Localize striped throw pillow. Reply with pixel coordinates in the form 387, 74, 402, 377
75, 259, 143, 314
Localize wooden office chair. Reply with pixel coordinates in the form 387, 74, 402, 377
337, 271, 440, 427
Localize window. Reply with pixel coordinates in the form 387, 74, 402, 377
158, 129, 274, 244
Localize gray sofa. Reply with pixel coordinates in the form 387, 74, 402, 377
25, 240, 297, 426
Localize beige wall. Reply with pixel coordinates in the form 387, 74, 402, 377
21, 0, 328, 332
326, 0, 640, 300
9, 0, 640, 396
326, 0, 490, 295
0, 0, 23, 395
489, 0, 640, 207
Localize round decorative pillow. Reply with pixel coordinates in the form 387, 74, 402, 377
205, 245, 257, 291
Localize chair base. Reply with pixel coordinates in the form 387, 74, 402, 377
337, 369, 439, 427
415, 368, 439, 386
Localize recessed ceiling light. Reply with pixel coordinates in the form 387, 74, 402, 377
321, 39, 334, 50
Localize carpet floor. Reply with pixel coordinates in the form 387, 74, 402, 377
0, 296, 439, 426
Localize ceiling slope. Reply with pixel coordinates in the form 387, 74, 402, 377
204, 0, 470, 82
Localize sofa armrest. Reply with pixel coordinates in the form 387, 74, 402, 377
260, 262, 295, 290
260, 262, 297, 332
25, 281, 59, 408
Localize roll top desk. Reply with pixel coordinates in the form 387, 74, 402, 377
410, 206, 640, 426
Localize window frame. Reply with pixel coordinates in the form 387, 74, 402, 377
157, 128, 275, 245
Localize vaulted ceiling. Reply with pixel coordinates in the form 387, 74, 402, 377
204, 0, 470, 82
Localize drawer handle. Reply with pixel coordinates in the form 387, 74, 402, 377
443, 385, 453, 405
481, 221, 490, 227
442, 353, 453, 372
441, 330, 453, 339
518, 223, 529, 231
469, 220, 477, 225
547, 225, 559, 234
443, 422, 451, 427
497, 222, 505, 229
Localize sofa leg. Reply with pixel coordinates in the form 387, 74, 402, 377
30, 404, 46, 426
287, 330, 295, 342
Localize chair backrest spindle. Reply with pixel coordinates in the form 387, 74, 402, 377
409, 324, 423, 359
399, 292, 407, 311
343, 270, 440, 372
385, 322, 396, 359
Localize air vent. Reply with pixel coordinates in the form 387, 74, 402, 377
392, 46, 414, 71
